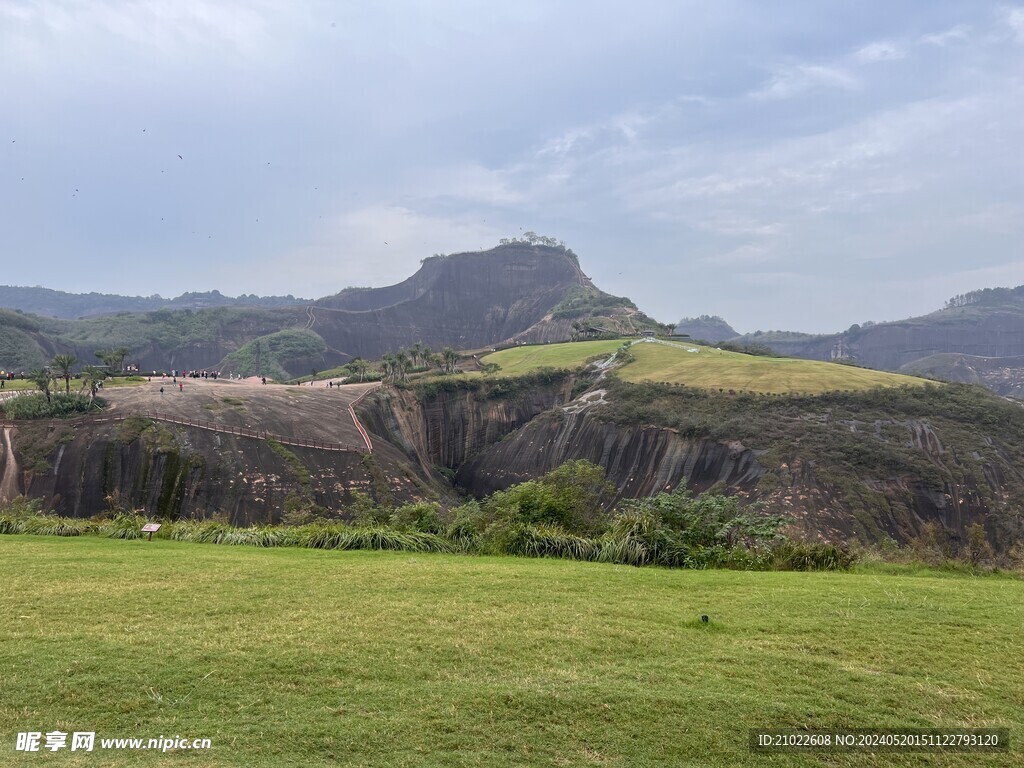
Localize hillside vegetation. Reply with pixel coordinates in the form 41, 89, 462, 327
1, 536, 1020, 767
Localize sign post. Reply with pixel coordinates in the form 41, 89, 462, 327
141, 523, 162, 541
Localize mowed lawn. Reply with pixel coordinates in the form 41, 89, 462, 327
480, 340, 624, 377
618, 342, 928, 394
1, 538, 1021, 767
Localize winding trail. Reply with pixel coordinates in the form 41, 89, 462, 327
347, 385, 380, 453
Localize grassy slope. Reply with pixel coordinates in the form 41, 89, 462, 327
480, 340, 624, 377
481, 340, 926, 394
1, 537, 1020, 767
618, 342, 926, 394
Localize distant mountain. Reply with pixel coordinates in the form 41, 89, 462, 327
731, 286, 1024, 397
0, 243, 655, 377
0, 286, 309, 319
673, 315, 737, 342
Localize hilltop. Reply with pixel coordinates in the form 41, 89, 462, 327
673, 315, 737, 342
0, 243, 656, 378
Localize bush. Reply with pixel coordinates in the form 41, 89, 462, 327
1, 393, 100, 419
105, 513, 145, 540
390, 502, 446, 534
771, 540, 856, 571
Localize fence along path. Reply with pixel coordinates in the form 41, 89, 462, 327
0, 411, 366, 453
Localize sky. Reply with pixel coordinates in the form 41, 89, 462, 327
2, 1, 1024, 334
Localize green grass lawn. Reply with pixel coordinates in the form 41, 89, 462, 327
480, 340, 625, 377
618, 342, 927, 394
0, 379, 36, 391
1, 536, 1020, 766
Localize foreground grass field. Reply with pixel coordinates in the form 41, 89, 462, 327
618, 341, 927, 394
1, 537, 1020, 766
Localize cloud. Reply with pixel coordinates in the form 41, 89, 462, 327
920, 25, 970, 47
407, 164, 526, 208
854, 41, 906, 62
1, 0, 290, 69
750, 64, 859, 101
1006, 6, 1024, 41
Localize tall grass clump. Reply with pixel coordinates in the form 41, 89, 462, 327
485, 522, 597, 561
104, 513, 145, 540
770, 540, 856, 571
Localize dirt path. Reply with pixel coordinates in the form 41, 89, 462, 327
0, 427, 19, 503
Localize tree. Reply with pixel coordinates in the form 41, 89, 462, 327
111, 346, 129, 374
441, 347, 459, 374
79, 365, 106, 404
381, 353, 396, 384
349, 358, 369, 382
51, 354, 77, 394
28, 368, 53, 403
410, 342, 423, 369
393, 351, 410, 383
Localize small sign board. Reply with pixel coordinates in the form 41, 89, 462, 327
142, 522, 162, 541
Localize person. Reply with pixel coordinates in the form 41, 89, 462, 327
160, 386, 164, 395
179, 382, 183, 392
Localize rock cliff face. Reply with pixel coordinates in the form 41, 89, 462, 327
359, 379, 1024, 550
357, 376, 577, 478
306, 245, 587, 362
455, 409, 764, 500
0, 417, 429, 523
900, 353, 1024, 398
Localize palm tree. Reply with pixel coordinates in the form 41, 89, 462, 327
394, 351, 410, 383
441, 347, 459, 374
51, 354, 78, 394
410, 342, 423, 369
79, 366, 106, 404
381, 354, 396, 384
28, 368, 53, 403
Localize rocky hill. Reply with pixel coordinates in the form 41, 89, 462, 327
0, 243, 639, 378
673, 315, 737, 342
727, 286, 1024, 396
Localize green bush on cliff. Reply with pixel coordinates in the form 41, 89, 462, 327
1, 393, 100, 419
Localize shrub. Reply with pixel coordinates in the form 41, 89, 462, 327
1, 393, 100, 419
105, 513, 145, 540
771, 540, 856, 571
